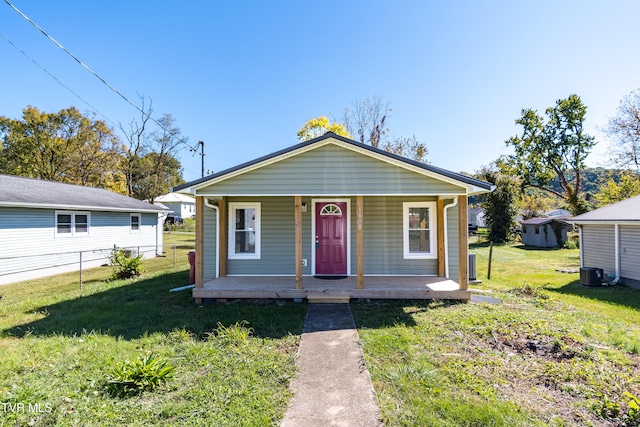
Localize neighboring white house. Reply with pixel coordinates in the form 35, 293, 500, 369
154, 193, 195, 218
570, 195, 640, 288
468, 207, 486, 228
0, 174, 170, 285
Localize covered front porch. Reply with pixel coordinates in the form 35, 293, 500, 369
193, 275, 470, 302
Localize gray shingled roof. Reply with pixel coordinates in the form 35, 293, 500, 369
174, 132, 494, 193
0, 174, 169, 213
571, 195, 640, 223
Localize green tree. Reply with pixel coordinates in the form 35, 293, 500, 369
594, 170, 640, 206
381, 135, 429, 163
296, 116, 351, 142
0, 106, 124, 193
476, 166, 520, 243
501, 94, 596, 215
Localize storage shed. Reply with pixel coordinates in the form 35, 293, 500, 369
520, 217, 570, 248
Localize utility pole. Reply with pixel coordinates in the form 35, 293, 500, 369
190, 140, 206, 177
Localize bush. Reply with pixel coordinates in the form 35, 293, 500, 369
109, 247, 144, 279
106, 353, 175, 396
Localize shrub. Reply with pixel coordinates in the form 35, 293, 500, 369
106, 353, 175, 396
109, 247, 144, 279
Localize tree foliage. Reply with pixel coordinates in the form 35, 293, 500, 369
605, 89, 640, 171
0, 106, 124, 193
594, 170, 640, 207
296, 116, 351, 142
476, 166, 520, 243
297, 95, 429, 163
501, 94, 596, 215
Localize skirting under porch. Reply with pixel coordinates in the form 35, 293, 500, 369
193, 276, 470, 302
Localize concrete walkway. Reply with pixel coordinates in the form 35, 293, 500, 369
281, 304, 382, 427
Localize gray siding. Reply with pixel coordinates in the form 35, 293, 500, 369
199, 145, 464, 196
620, 225, 640, 281
213, 196, 460, 277
362, 197, 438, 275
0, 207, 159, 285
582, 224, 616, 276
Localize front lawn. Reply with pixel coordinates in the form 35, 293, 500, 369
0, 233, 306, 426
353, 242, 640, 426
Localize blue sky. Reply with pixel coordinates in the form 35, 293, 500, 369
2, 1, 639, 182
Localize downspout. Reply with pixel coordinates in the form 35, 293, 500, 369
443, 197, 458, 279
204, 199, 220, 279
614, 224, 620, 278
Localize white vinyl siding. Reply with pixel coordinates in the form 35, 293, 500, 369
0, 207, 160, 285
581, 224, 616, 276
620, 225, 640, 281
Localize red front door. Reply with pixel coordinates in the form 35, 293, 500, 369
315, 202, 348, 275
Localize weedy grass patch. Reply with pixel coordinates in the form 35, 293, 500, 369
353, 242, 640, 427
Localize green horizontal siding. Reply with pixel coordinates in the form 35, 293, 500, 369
199, 144, 464, 196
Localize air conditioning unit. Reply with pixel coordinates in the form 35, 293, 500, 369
468, 253, 477, 281
580, 267, 603, 287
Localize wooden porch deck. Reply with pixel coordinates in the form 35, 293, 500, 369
193, 276, 470, 301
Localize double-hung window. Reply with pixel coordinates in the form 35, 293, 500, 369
229, 202, 261, 259
130, 214, 141, 232
56, 211, 90, 236
403, 202, 436, 259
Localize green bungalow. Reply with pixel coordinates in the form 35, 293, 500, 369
173, 133, 493, 303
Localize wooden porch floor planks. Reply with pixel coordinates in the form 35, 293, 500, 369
193, 276, 470, 301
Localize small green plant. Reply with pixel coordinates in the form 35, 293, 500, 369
210, 321, 253, 345
109, 247, 144, 279
106, 353, 175, 396
625, 392, 640, 424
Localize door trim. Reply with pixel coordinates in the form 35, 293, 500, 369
311, 198, 351, 276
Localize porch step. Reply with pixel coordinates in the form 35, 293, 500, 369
307, 293, 351, 304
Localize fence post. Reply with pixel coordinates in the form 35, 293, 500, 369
173, 244, 177, 269
79, 251, 83, 290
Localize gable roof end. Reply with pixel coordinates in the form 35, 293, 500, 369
173, 132, 494, 195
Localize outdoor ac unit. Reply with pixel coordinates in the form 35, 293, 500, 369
580, 267, 603, 287
469, 253, 477, 281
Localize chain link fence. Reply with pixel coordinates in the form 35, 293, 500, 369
0, 243, 196, 295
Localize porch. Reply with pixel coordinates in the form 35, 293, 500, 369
193, 275, 470, 302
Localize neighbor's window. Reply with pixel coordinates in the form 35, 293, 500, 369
56, 211, 90, 236
403, 202, 436, 259
229, 202, 261, 259
130, 214, 141, 232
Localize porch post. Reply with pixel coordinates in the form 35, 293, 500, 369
295, 196, 303, 289
195, 196, 205, 303
219, 197, 227, 277
356, 195, 364, 289
457, 195, 468, 290
437, 198, 445, 277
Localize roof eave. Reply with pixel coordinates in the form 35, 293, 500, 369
0, 201, 169, 213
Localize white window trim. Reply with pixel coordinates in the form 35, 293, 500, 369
130, 213, 141, 233
55, 211, 91, 237
228, 202, 261, 260
403, 201, 436, 259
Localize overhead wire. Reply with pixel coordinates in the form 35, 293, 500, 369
3, 0, 197, 151
0, 32, 116, 127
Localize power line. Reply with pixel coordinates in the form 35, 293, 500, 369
0, 32, 116, 127
3, 0, 196, 150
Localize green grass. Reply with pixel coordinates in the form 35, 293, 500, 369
352, 240, 640, 427
0, 233, 306, 426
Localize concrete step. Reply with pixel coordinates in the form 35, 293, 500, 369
307, 293, 350, 304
